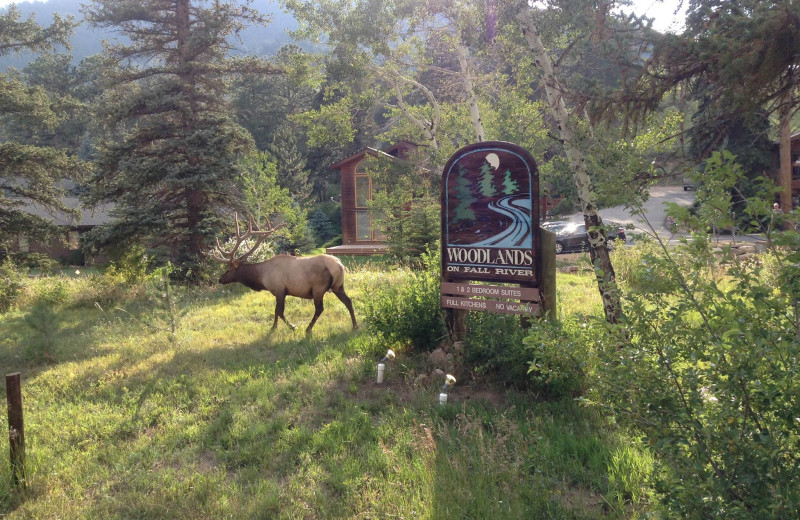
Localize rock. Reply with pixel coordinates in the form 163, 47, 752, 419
433, 368, 445, 377
414, 373, 430, 388
428, 348, 449, 369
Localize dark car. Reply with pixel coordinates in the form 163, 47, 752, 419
554, 222, 626, 254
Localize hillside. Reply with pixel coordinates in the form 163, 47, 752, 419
0, 0, 298, 70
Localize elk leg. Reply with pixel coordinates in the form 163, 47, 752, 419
305, 294, 324, 335
333, 287, 358, 330
273, 294, 296, 331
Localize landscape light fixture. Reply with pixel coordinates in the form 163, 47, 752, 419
376, 349, 395, 384
439, 374, 457, 405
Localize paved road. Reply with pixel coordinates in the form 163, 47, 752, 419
565, 185, 695, 236
562, 185, 764, 245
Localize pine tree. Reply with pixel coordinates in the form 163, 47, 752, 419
83, 0, 276, 276
269, 124, 312, 202
478, 161, 496, 197
452, 165, 476, 223
501, 170, 518, 195
0, 7, 81, 247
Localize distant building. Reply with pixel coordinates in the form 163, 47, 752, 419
5, 180, 112, 265
787, 131, 800, 208
326, 142, 418, 256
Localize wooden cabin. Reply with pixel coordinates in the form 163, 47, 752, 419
326, 142, 417, 255
789, 131, 800, 209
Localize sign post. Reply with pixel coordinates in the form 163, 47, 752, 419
440, 142, 543, 336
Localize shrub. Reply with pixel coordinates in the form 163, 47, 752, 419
0, 260, 27, 313
521, 316, 595, 397
464, 311, 530, 385
593, 231, 800, 518
363, 248, 445, 350
32, 277, 71, 306
103, 245, 151, 286
23, 301, 61, 363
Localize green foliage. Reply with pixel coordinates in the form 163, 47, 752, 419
103, 244, 152, 286
594, 244, 800, 517
464, 311, 530, 385
0, 260, 27, 313
363, 249, 445, 350
308, 208, 337, 245
141, 264, 191, 342
522, 316, 594, 398
0, 9, 84, 245
237, 151, 313, 255
82, 0, 269, 273
31, 277, 70, 306
23, 301, 61, 363
379, 196, 440, 265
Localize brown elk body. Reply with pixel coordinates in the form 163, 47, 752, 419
219, 254, 358, 334
212, 214, 357, 334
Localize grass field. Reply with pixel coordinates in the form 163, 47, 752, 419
0, 262, 654, 519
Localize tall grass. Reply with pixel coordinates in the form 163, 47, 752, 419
0, 265, 653, 519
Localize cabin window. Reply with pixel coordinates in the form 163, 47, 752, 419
793, 154, 800, 179
354, 160, 382, 241
67, 230, 80, 249
355, 175, 371, 208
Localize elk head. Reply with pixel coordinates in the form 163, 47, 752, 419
210, 213, 281, 283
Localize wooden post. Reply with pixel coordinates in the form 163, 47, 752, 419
6, 373, 25, 488
539, 228, 557, 319
446, 308, 467, 342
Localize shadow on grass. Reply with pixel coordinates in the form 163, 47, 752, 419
0, 282, 640, 519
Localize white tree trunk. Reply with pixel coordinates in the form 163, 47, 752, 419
518, 5, 621, 323
384, 67, 440, 151
456, 43, 485, 142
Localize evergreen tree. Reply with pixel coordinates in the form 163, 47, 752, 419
82, 0, 275, 276
269, 123, 312, 202
452, 165, 476, 223
501, 169, 518, 195
0, 7, 82, 248
478, 161, 496, 197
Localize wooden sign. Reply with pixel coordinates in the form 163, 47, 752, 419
441, 142, 540, 285
440, 296, 539, 315
440, 282, 539, 301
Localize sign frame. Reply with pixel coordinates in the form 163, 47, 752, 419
440, 141, 541, 286
440, 141, 541, 321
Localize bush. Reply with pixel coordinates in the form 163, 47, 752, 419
23, 301, 61, 363
32, 277, 71, 306
521, 316, 595, 397
363, 248, 445, 350
0, 260, 27, 313
464, 311, 530, 385
593, 233, 800, 518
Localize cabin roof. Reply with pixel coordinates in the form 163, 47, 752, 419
329, 147, 397, 170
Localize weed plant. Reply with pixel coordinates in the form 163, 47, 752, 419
363, 249, 446, 351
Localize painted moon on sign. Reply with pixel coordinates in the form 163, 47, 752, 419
485, 152, 500, 170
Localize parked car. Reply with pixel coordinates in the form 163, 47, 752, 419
540, 220, 572, 234
682, 178, 695, 191
554, 222, 626, 254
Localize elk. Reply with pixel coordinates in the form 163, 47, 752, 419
211, 214, 358, 334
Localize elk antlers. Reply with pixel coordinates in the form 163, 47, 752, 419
210, 213, 282, 264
